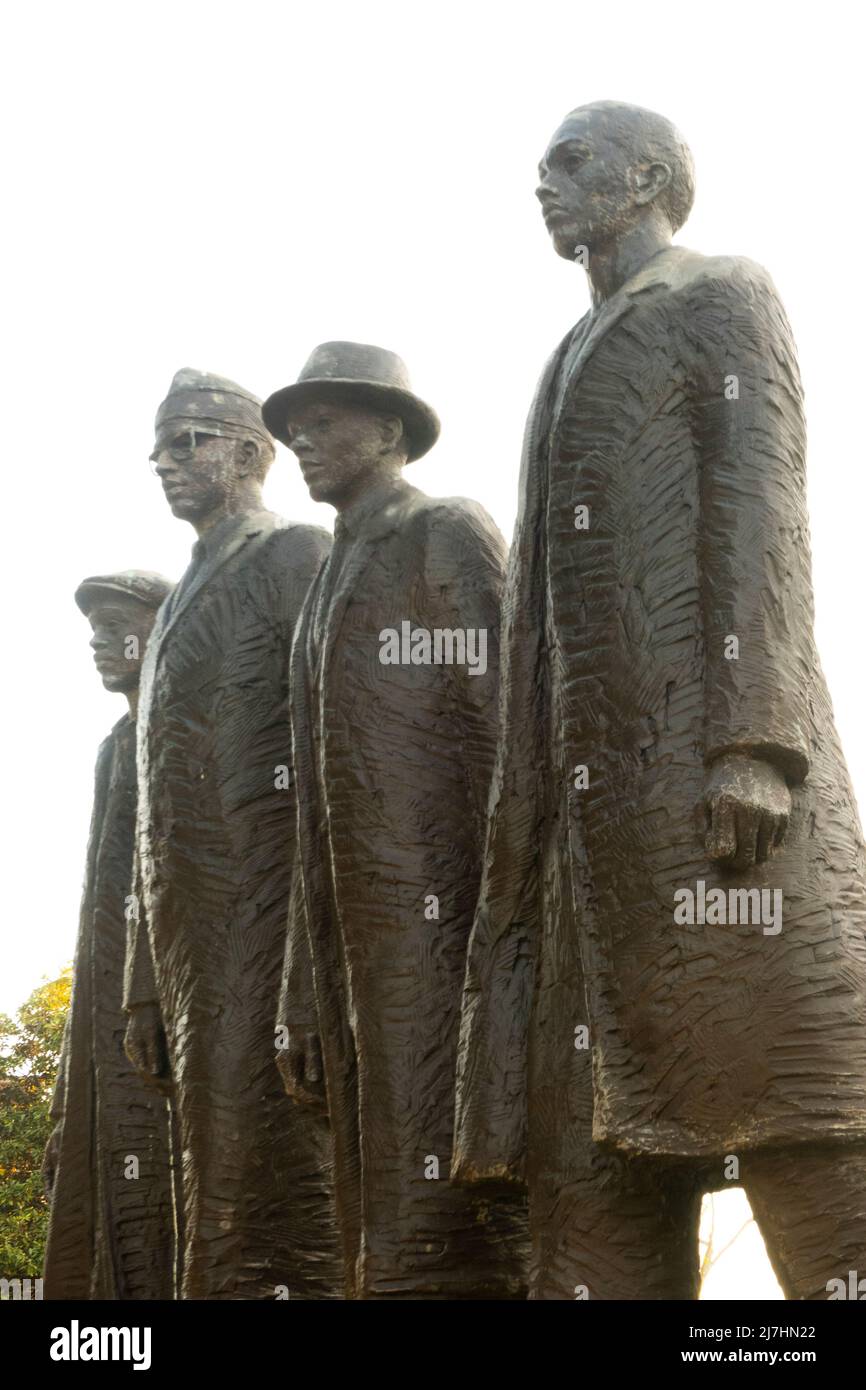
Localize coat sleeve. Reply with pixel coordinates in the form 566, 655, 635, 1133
277, 524, 332, 631
276, 858, 319, 1032
49, 1014, 72, 1123
420, 504, 541, 1189
123, 847, 160, 1009
445, 353, 563, 1187
687, 260, 813, 784
419, 500, 508, 832
53, 725, 107, 1112
258, 526, 332, 1035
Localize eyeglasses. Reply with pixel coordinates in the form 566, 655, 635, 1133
149, 429, 217, 473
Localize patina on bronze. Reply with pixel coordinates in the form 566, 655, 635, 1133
453, 102, 866, 1299
123, 369, 339, 1299
43, 571, 175, 1300
266, 343, 528, 1299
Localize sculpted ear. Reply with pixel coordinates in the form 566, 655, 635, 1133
236, 437, 261, 478
378, 414, 405, 454
632, 160, 672, 208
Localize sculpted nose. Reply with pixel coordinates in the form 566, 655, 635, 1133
90, 633, 106, 651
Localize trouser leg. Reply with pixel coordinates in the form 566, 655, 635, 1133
529, 1145, 701, 1300
742, 1144, 866, 1300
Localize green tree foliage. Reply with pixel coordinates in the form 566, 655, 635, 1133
0, 971, 71, 1277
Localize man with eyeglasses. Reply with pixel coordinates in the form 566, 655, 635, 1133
123, 368, 339, 1299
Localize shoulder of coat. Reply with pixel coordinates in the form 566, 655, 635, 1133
254, 516, 333, 568
96, 727, 117, 759
405, 493, 507, 562
666, 246, 780, 307
94, 724, 121, 775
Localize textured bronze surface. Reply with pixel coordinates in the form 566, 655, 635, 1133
270, 344, 529, 1298
124, 371, 340, 1299
453, 102, 866, 1299
44, 573, 175, 1299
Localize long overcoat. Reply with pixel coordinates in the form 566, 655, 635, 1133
453, 247, 866, 1185
279, 476, 528, 1298
44, 716, 174, 1299
125, 510, 340, 1298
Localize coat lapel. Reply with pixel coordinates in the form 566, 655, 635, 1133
318, 482, 419, 695
550, 246, 693, 440
136, 512, 275, 840
155, 512, 272, 656
288, 568, 363, 1293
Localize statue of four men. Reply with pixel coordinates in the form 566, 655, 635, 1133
45, 101, 866, 1301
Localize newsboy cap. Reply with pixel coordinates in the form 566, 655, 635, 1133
75, 570, 174, 617
261, 341, 440, 462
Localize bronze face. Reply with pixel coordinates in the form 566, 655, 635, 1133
284, 397, 404, 506
87, 596, 156, 693
150, 427, 259, 522
536, 108, 637, 261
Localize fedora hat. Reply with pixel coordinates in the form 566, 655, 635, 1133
261, 342, 440, 463
75, 570, 174, 617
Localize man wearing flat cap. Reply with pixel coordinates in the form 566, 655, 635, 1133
124, 369, 339, 1299
44, 571, 175, 1300
265, 343, 527, 1299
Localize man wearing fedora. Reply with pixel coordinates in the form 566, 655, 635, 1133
123, 369, 340, 1299
44, 571, 175, 1300
264, 342, 528, 1299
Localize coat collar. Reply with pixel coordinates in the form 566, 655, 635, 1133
551, 247, 691, 438
301, 476, 421, 691
333, 474, 418, 544
155, 507, 274, 652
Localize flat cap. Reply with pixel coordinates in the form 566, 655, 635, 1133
75, 570, 174, 616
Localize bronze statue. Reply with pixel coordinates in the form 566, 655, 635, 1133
44, 571, 175, 1300
123, 369, 340, 1299
452, 101, 866, 1299
265, 343, 528, 1298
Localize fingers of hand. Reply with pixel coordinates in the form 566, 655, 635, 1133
733, 806, 759, 870
755, 811, 777, 863
706, 797, 737, 862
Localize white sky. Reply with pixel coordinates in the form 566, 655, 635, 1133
2, 0, 862, 1299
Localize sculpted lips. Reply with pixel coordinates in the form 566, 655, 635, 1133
94, 655, 124, 675
539, 198, 568, 226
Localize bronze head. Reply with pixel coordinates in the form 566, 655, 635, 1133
151, 369, 275, 525
536, 101, 695, 262
76, 571, 172, 694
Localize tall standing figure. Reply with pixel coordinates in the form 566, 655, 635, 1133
265, 342, 528, 1299
452, 102, 866, 1300
44, 570, 175, 1300
124, 369, 339, 1299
